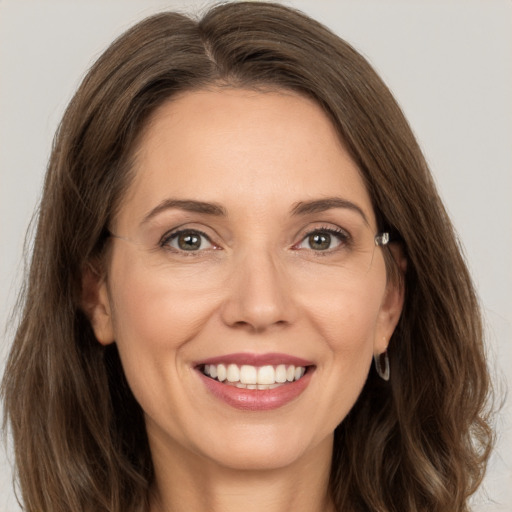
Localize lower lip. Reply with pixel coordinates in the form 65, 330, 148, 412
197, 369, 314, 411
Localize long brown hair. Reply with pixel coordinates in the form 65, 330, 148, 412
2, 2, 493, 511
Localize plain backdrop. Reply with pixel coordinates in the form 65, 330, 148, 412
0, 1, 510, 510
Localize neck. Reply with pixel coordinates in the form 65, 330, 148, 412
148, 431, 335, 512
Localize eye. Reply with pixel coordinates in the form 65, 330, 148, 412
296, 228, 350, 252
161, 229, 214, 252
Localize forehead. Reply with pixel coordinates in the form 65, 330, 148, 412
117, 87, 375, 229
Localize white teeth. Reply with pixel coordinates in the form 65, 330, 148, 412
294, 366, 305, 381
217, 364, 227, 382
202, 363, 308, 387
240, 365, 257, 385
226, 364, 239, 382
275, 364, 287, 383
257, 365, 275, 385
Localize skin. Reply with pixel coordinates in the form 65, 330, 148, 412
86, 88, 404, 512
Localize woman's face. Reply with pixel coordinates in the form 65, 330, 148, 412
89, 88, 403, 472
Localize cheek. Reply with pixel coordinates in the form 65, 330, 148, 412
106, 252, 221, 405
108, 251, 219, 349
299, 267, 386, 350
298, 272, 386, 411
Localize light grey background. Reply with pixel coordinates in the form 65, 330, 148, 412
1, 1, 510, 510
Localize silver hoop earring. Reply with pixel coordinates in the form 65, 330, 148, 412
374, 352, 390, 381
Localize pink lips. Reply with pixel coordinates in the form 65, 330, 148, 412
196, 352, 314, 367
195, 352, 315, 411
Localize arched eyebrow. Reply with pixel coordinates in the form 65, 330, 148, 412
141, 199, 226, 225
141, 197, 369, 226
290, 197, 369, 226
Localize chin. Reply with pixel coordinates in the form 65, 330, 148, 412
191, 420, 335, 472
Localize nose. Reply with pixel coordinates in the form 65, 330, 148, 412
220, 249, 296, 332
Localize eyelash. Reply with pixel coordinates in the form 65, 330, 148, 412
159, 228, 216, 255
293, 226, 351, 253
159, 225, 352, 254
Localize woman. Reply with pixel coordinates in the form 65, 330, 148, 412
1, 2, 494, 511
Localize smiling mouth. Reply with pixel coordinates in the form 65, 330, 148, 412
200, 363, 310, 390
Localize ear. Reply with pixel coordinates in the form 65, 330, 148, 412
374, 243, 407, 355
81, 262, 115, 345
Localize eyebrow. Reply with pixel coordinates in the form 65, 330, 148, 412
141, 196, 369, 225
290, 197, 369, 225
141, 199, 226, 224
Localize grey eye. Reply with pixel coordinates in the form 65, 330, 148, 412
166, 230, 213, 251
297, 229, 347, 251
307, 233, 332, 250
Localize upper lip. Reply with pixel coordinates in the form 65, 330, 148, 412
195, 352, 314, 367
